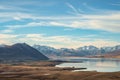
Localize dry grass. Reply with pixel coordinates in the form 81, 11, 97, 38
0, 61, 120, 80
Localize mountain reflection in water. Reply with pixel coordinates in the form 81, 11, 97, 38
56, 57, 120, 72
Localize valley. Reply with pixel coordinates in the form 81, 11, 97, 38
0, 43, 120, 80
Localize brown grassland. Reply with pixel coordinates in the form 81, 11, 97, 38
0, 61, 120, 80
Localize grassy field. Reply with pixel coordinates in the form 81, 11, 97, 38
0, 61, 120, 80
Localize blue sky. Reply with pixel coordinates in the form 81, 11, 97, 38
0, 0, 120, 48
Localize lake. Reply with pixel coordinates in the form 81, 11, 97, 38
55, 57, 120, 72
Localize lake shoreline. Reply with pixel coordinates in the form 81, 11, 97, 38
0, 60, 120, 80
55, 57, 120, 72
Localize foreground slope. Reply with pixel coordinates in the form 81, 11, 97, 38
0, 43, 49, 62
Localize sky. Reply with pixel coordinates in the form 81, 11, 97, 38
0, 0, 120, 48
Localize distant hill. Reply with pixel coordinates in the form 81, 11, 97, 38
101, 50, 120, 58
0, 43, 49, 62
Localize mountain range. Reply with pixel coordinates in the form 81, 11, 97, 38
0, 43, 48, 62
33, 45, 120, 57
0, 43, 120, 62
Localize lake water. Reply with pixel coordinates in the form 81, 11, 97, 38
55, 57, 120, 72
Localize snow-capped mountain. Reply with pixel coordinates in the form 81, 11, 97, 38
33, 45, 61, 56
33, 45, 120, 57
77, 45, 99, 51
101, 45, 120, 53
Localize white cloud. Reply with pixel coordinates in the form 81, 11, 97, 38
26, 34, 44, 38
0, 4, 120, 34
0, 34, 17, 39
17, 36, 120, 48
0, 34, 119, 48
66, 3, 80, 15
0, 0, 57, 7
0, 29, 13, 33
0, 1, 119, 48
0, 4, 30, 12
1, 10, 119, 33
0, 34, 18, 44
13, 17, 21, 20
83, 3, 99, 11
